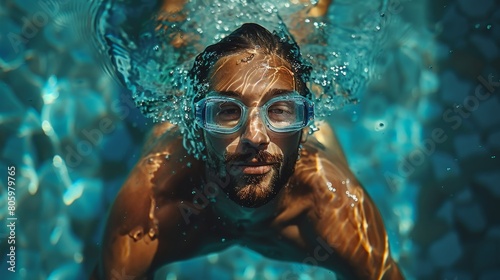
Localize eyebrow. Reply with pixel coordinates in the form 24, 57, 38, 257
214, 89, 296, 98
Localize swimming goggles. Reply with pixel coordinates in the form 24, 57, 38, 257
194, 92, 314, 134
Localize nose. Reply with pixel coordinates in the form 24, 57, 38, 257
240, 109, 270, 151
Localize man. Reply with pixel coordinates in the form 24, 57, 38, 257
92, 23, 404, 279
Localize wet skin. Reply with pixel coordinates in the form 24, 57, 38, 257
92, 52, 404, 279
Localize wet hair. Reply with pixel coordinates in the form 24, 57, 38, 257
188, 23, 312, 98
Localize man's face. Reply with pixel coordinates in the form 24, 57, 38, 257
203, 50, 304, 208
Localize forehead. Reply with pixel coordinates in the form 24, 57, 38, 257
208, 51, 296, 99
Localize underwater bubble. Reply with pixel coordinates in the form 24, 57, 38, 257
374, 121, 386, 131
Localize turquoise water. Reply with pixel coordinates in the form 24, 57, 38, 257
1, 0, 499, 279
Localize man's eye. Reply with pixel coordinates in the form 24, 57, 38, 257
269, 108, 285, 114
219, 108, 239, 115
269, 106, 292, 115
217, 106, 241, 120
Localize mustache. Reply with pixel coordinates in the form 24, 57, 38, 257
224, 150, 283, 164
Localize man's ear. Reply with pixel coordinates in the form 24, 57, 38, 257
300, 127, 309, 143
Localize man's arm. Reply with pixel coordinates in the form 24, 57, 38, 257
91, 154, 162, 279
91, 124, 208, 279
293, 127, 404, 279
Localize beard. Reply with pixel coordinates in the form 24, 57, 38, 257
206, 149, 298, 208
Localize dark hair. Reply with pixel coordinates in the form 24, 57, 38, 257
188, 23, 312, 98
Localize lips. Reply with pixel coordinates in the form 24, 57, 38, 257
231, 162, 276, 175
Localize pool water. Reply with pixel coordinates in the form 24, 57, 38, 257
0, 0, 499, 279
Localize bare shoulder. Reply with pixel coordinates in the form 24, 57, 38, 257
97, 123, 210, 279
288, 124, 404, 279
106, 122, 197, 236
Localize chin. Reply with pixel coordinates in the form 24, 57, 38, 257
226, 161, 295, 207
206, 148, 299, 207
230, 173, 281, 208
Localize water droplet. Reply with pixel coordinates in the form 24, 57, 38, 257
375, 121, 386, 131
